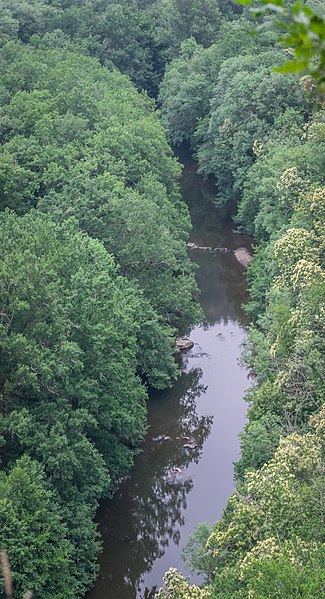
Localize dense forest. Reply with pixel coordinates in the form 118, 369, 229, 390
0, 1, 324, 598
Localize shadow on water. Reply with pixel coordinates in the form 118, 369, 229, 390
86, 146, 253, 599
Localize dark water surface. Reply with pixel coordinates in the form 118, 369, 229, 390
86, 148, 252, 599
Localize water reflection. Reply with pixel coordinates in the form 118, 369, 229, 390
178, 146, 252, 328
90, 368, 212, 599
192, 250, 249, 327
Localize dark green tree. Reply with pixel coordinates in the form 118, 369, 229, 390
0, 456, 75, 599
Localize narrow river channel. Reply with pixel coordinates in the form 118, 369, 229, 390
86, 148, 253, 599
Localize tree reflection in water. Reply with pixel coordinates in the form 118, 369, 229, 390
88, 366, 212, 599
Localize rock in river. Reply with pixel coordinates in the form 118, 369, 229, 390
176, 337, 194, 351
233, 247, 252, 267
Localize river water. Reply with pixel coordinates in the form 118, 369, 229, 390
86, 149, 252, 599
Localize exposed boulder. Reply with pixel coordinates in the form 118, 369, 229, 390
234, 247, 252, 267
176, 337, 194, 351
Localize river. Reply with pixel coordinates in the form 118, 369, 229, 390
86, 148, 252, 599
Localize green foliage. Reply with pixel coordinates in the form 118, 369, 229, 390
0, 42, 200, 370
236, 109, 325, 240
154, 0, 223, 55
0, 0, 238, 95
0, 0, 163, 93
157, 567, 211, 598
237, 0, 325, 84
209, 543, 325, 598
197, 50, 307, 207
182, 523, 215, 581
0, 211, 146, 446
159, 19, 275, 148
160, 15, 313, 211
0, 9, 205, 591
234, 413, 282, 480
238, 544, 325, 598
0, 456, 75, 598
159, 38, 211, 145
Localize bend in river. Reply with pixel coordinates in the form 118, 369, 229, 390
86, 147, 253, 599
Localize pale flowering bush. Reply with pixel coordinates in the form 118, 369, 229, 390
273, 228, 315, 288
252, 139, 264, 157
177, 411, 325, 598
205, 409, 324, 573
156, 568, 211, 598
240, 537, 280, 577
292, 259, 324, 291
276, 167, 307, 194
293, 187, 325, 241
303, 118, 325, 142
239, 536, 322, 596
